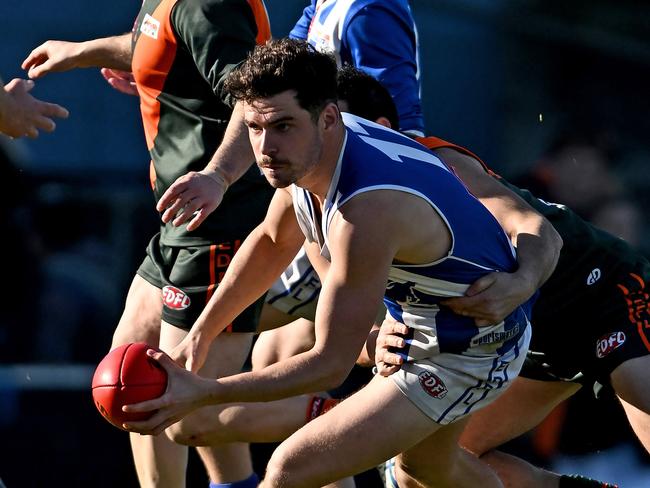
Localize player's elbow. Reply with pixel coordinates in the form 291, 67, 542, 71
311, 351, 352, 391
165, 407, 229, 447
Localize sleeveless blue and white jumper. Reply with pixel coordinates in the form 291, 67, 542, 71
290, 0, 424, 135
293, 113, 532, 424
267, 0, 423, 316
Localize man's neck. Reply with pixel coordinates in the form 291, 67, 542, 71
298, 123, 346, 203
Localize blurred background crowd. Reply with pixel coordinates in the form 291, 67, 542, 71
1, 0, 649, 486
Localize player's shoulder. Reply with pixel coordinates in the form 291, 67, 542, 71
174, 0, 252, 19
343, 113, 434, 156
173, 0, 256, 34
347, 0, 411, 16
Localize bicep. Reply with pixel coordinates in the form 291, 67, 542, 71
443, 149, 546, 240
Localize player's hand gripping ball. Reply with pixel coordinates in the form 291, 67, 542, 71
92, 342, 167, 430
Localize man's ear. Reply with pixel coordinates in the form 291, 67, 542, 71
375, 116, 392, 129
321, 102, 340, 130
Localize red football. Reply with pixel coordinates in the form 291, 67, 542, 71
92, 342, 167, 430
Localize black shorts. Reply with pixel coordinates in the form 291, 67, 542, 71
137, 233, 264, 331
521, 256, 650, 388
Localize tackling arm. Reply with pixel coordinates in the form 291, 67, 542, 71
436, 147, 562, 324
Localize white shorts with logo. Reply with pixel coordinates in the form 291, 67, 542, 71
265, 247, 320, 321
391, 325, 531, 425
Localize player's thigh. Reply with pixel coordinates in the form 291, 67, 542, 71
111, 274, 162, 349
611, 355, 650, 452
160, 322, 254, 378
264, 374, 440, 487
252, 318, 315, 370
460, 376, 580, 456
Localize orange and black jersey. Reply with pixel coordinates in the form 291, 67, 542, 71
417, 135, 641, 298
132, 0, 273, 245
419, 136, 650, 383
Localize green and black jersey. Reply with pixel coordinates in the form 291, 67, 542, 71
420, 136, 650, 384
131, 0, 273, 246
418, 136, 641, 309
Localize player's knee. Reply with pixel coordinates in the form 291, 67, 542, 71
395, 457, 440, 488
263, 445, 312, 488
262, 457, 292, 488
396, 451, 472, 488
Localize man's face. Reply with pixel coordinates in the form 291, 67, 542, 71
244, 90, 324, 189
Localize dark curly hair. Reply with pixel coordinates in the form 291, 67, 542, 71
336, 65, 400, 130
225, 38, 338, 121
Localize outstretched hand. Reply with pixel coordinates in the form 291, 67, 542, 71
122, 349, 213, 435
157, 169, 229, 231
101, 68, 138, 96
0, 78, 69, 138
22, 40, 85, 79
441, 272, 534, 326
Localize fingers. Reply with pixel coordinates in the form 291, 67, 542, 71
21, 49, 45, 73
26, 59, 53, 80
159, 190, 206, 229
5, 78, 33, 92
33, 115, 56, 133
157, 179, 189, 213
101, 68, 133, 82
101, 68, 138, 96
20, 79, 35, 93
123, 414, 180, 436
378, 351, 403, 367
109, 78, 138, 96
380, 318, 408, 336
377, 332, 405, 350
464, 274, 497, 297
122, 396, 166, 415
162, 196, 192, 224
40, 101, 69, 119
441, 293, 492, 314
172, 203, 202, 227
185, 209, 208, 232
376, 362, 400, 377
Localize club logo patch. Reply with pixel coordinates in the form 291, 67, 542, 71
162, 286, 191, 310
418, 371, 448, 399
596, 331, 626, 358
140, 14, 160, 39
587, 268, 602, 285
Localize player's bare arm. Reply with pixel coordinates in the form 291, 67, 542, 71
171, 188, 304, 372
22, 33, 132, 79
125, 191, 438, 434
437, 147, 562, 325
157, 102, 255, 231
0, 76, 69, 138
